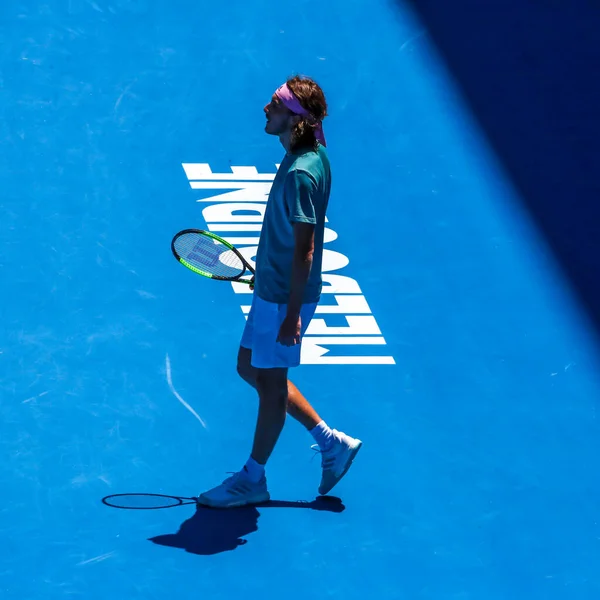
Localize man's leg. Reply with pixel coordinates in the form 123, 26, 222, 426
237, 347, 362, 496
286, 380, 321, 429
197, 300, 362, 507
195, 359, 273, 508
238, 346, 322, 430
195, 352, 300, 508
250, 367, 288, 465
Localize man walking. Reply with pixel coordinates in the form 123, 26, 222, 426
198, 75, 362, 508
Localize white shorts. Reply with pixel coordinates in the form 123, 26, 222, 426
240, 294, 318, 369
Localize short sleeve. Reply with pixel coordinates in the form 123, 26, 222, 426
284, 170, 318, 225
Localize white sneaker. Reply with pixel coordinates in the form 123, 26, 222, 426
197, 468, 270, 508
314, 430, 363, 495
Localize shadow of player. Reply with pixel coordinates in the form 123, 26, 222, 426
149, 496, 345, 556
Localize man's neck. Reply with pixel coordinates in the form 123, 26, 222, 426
279, 136, 315, 156
279, 132, 292, 153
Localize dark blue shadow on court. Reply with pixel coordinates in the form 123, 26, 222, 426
102, 494, 344, 556
398, 0, 600, 334
149, 497, 345, 556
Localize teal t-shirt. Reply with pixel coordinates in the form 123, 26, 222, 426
254, 143, 331, 305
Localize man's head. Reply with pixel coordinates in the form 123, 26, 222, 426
264, 75, 328, 152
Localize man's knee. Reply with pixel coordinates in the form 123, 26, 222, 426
237, 346, 257, 387
255, 368, 288, 402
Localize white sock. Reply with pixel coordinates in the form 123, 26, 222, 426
243, 457, 265, 482
310, 420, 335, 451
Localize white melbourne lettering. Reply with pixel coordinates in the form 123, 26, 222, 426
183, 162, 395, 365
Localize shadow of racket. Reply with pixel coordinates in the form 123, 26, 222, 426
102, 492, 345, 555
101, 492, 345, 512
102, 493, 198, 510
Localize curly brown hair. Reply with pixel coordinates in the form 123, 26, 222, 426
286, 75, 328, 153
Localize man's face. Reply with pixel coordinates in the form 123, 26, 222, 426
264, 94, 294, 136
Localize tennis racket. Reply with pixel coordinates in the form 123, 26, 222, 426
171, 229, 255, 284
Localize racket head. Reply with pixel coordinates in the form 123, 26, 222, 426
171, 229, 254, 282
102, 493, 197, 509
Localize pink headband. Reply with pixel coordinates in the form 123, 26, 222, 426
275, 83, 326, 147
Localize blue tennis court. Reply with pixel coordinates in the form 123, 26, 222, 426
3, 1, 600, 598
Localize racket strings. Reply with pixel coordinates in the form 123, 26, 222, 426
174, 233, 245, 278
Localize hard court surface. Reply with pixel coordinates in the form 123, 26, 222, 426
2, 1, 600, 599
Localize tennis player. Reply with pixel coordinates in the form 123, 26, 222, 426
197, 75, 362, 508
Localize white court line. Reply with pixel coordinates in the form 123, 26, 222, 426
165, 354, 207, 429
77, 552, 116, 566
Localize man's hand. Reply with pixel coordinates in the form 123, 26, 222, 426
249, 275, 255, 291
277, 314, 301, 346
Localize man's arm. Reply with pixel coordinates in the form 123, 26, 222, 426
277, 169, 318, 345
287, 222, 315, 319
